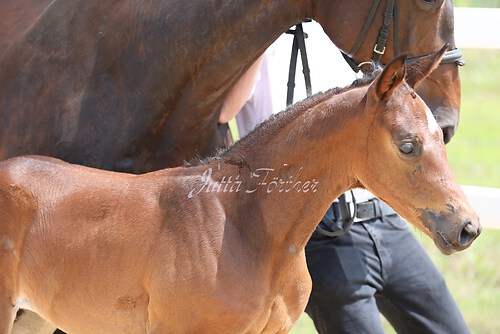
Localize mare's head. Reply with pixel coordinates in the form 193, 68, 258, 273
356, 46, 480, 254
312, 0, 461, 143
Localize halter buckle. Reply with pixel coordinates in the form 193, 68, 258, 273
373, 44, 386, 55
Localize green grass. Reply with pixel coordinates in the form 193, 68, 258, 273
417, 229, 500, 334
291, 48, 500, 333
455, 0, 500, 7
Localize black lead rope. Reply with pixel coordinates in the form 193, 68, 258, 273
286, 22, 312, 107
286, 23, 356, 238
315, 192, 358, 238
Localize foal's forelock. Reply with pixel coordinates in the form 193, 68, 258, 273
425, 106, 442, 137
399, 90, 442, 139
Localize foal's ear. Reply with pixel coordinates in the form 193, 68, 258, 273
406, 44, 448, 88
374, 55, 406, 101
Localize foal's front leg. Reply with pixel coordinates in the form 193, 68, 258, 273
0, 292, 16, 334
10, 310, 58, 334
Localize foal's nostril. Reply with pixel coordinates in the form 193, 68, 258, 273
459, 221, 478, 247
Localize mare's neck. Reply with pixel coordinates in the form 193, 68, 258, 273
209, 87, 368, 252
158, 0, 312, 109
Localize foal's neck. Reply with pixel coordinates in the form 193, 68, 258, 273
215, 87, 368, 251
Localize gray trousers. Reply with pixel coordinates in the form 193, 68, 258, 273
305, 215, 470, 334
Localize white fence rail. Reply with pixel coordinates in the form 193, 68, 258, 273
455, 7, 500, 49
462, 186, 500, 229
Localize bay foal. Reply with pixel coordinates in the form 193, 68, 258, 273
0, 50, 479, 333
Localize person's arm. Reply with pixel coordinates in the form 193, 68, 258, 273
219, 54, 265, 124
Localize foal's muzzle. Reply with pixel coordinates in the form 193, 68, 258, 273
420, 210, 481, 254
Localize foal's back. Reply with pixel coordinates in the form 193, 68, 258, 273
0, 155, 202, 262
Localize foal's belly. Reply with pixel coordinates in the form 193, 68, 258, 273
18, 283, 150, 334
148, 260, 311, 333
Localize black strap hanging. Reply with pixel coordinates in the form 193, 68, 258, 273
286, 22, 312, 106
286, 23, 356, 238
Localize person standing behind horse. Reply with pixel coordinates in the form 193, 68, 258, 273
219, 30, 471, 334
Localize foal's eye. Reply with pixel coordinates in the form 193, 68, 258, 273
399, 142, 415, 155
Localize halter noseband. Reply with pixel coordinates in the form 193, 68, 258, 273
341, 0, 465, 73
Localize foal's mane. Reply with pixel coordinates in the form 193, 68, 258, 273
186, 70, 379, 167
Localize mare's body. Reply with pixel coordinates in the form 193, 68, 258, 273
0, 0, 460, 172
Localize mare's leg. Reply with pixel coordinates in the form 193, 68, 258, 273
304, 223, 385, 334
373, 215, 470, 334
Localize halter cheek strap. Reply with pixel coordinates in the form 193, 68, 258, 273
342, 0, 396, 69
341, 0, 465, 73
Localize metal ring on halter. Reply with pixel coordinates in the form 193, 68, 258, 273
357, 61, 375, 70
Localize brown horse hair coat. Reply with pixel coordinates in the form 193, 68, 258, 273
0, 50, 479, 334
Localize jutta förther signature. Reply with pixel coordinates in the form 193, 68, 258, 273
188, 165, 319, 198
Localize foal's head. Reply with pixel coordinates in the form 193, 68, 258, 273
357, 46, 480, 254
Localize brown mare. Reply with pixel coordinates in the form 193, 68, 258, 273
0, 0, 461, 174
0, 49, 480, 334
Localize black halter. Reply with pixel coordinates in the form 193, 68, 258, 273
341, 0, 465, 73
286, 1, 465, 105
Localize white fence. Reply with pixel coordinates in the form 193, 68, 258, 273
455, 7, 500, 49
463, 186, 500, 229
